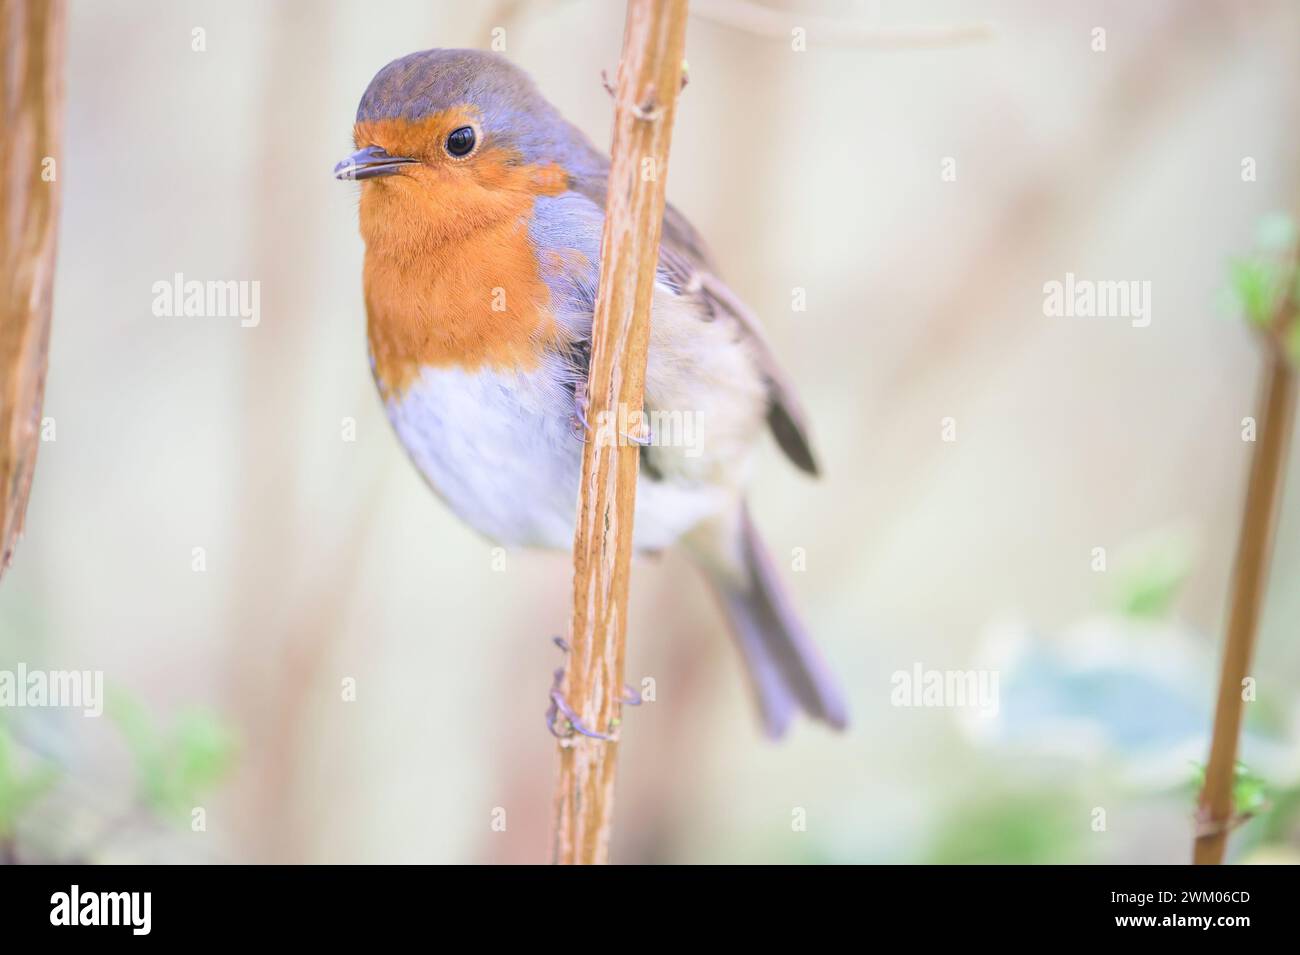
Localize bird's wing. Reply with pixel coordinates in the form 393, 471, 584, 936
657, 201, 820, 476
558, 176, 819, 476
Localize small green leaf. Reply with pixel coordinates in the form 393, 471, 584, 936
107, 693, 237, 820
1232, 765, 1270, 817
1114, 536, 1192, 619
1228, 258, 1279, 327
1225, 215, 1300, 333
1190, 761, 1270, 819
107, 691, 169, 810
926, 792, 1083, 864
0, 725, 58, 839
171, 711, 236, 806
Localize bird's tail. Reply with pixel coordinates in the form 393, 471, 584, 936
686, 503, 849, 738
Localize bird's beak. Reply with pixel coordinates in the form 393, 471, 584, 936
333, 144, 417, 181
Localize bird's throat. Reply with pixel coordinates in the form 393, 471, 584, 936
363, 210, 563, 399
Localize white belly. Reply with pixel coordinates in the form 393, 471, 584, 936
384, 362, 731, 551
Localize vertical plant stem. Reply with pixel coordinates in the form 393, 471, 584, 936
0, 0, 65, 581
551, 0, 689, 865
1195, 345, 1295, 864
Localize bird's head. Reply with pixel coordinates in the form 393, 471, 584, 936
335, 49, 600, 253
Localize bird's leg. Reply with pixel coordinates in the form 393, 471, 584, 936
571, 384, 653, 448
570, 382, 591, 443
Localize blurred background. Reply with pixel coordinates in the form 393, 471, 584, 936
3, 0, 1300, 864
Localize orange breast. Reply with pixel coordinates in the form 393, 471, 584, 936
358, 146, 572, 398
364, 215, 562, 397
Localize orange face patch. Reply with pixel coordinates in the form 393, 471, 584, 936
352, 110, 573, 397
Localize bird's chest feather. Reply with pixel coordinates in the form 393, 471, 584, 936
363, 204, 753, 551
383, 359, 736, 552
384, 362, 582, 547
362, 202, 594, 546
363, 213, 565, 398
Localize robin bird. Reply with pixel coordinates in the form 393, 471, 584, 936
334, 48, 847, 738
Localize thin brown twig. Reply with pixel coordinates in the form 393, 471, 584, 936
1194, 289, 1297, 864
550, 0, 689, 865
0, 0, 65, 581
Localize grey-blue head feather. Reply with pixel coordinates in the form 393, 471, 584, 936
356, 49, 605, 175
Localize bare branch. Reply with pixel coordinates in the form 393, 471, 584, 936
1195, 282, 1297, 864
551, 0, 690, 865
0, 0, 65, 580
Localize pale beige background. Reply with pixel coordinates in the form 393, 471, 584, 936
2, 0, 1299, 863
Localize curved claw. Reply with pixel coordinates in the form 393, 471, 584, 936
621, 425, 653, 447
569, 385, 655, 449
547, 689, 616, 741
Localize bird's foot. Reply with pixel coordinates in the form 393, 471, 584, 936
546, 636, 638, 743
569, 388, 655, 448
570, 387, 592, 443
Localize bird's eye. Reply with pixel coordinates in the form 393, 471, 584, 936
444, 126, 477, 158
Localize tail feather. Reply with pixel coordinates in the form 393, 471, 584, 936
692, 504, 849, 738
